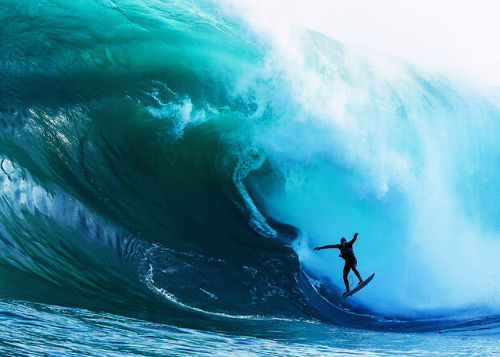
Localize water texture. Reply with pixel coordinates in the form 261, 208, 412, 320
0, 0, 499, 355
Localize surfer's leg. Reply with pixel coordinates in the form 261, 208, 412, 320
352, 267, 363, 283
351, 259, 363, 283
343, 263, 350, 292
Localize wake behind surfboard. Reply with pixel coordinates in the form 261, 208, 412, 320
343, 273, 375, 298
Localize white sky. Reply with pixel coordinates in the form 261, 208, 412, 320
229, 0, 500, 86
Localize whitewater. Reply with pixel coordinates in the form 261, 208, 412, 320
0, 0, 499, 355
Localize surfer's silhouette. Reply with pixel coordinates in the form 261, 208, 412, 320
314, 233, 363, 296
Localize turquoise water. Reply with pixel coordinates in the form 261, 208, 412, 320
1, 300, 499, 356
1, 0, 499, 355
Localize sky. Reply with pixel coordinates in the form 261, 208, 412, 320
227, 0, 500, 86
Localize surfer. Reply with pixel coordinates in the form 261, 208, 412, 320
314, 233, 363, 296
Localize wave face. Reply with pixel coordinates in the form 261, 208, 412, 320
1, 0, 500, 333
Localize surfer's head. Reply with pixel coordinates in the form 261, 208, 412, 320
340, 238, 347, 246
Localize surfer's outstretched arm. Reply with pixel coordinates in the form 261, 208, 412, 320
314, 244, 340, 251
348, 232, 358, 246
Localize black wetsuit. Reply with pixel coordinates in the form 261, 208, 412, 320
339, 243, 356, 263
315, 234, 362, 293
329, 238, 362, 292
333, 242, 357, 272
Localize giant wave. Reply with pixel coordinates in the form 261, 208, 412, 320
0, 0, 499, 334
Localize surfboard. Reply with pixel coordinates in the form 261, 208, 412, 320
342, 273, 374, 298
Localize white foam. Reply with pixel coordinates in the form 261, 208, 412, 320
215, 5, 500, 315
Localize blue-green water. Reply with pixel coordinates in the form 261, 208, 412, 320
1, 0, 499, 355
1, 300, 499, 356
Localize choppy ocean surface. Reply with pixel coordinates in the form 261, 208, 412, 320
1, 300, 499, 356
1, 0, 499, 355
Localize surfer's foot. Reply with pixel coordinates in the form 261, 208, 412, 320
342, 290, 350, 296
357, 280, 363, 285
